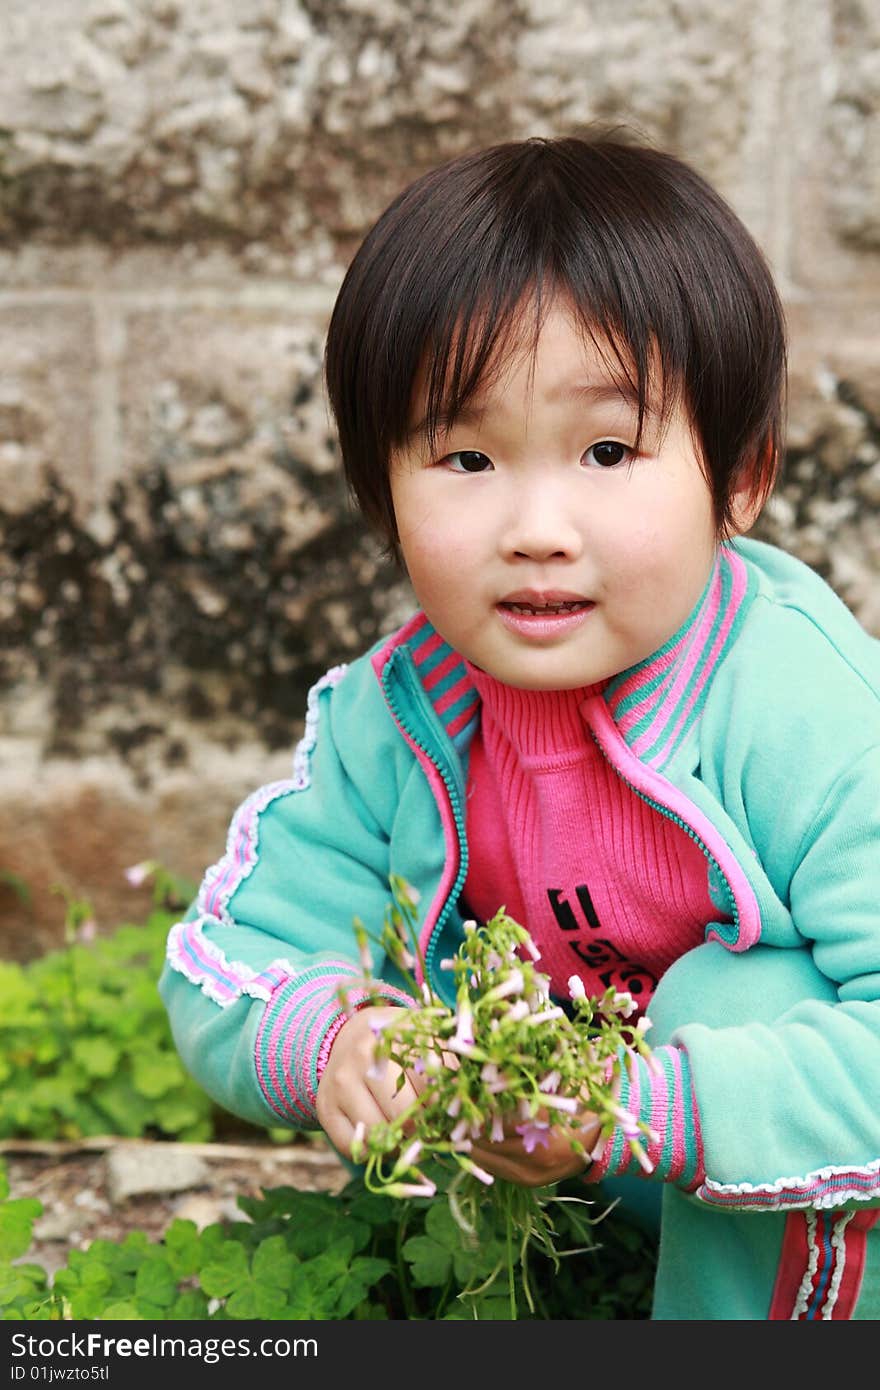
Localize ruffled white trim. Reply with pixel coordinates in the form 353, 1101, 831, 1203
791, 1212, 821, 1318
292, 664, 348, 789
822, 1213, 854, 1320
196, 664, 349, 926
701, 1155, 880, 1210
165, 916, 298, 1007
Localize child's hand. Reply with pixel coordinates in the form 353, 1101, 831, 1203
316, 1006, 422, 1160
468, 1108, 603, 1187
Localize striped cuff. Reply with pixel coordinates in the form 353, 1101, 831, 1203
254, 962, 416, 1128
587, 1044, 705, 1190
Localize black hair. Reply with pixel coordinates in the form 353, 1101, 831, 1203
324, 129, 787, 561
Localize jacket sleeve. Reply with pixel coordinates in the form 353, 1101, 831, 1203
590, 581, 880, 1209
674, 741, 880, 1211
159, 665, 416, 1131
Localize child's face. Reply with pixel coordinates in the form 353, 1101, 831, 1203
390, 302, 723, 691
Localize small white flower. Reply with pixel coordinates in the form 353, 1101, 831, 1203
506, 1000, 530, 1022
525, 1007, 565, 1026
396, 1140, 422, 1172
453, 999, 474, 1047
484, 970, 524, 1003
537, 1093, 578, 1113
385, 1180, 437, 1198
124, 861, 152, 888
568, 974, 587, 1001
611, 990, 637, 1018
451, 1118, 470, 1145
459, 1157, 494, 1186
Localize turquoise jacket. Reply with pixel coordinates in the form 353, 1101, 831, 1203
160, 537, 880, 1318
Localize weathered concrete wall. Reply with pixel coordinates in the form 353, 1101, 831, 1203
1, 0, 878, 956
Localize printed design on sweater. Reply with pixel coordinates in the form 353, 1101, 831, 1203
698, 1155, 880, 1210
546, 885, 658, 1006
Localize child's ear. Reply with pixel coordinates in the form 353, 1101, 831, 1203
727, 440, 776, 536
727, 482, 764, 536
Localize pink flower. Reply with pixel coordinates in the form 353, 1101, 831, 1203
484, 970, 524, 1003
395, 1140, 423, 1172
490, 1112, 505, 1143
515, 1119, 551, 1153
384, 1179, 437, 1198
536, 1092, 577, 1113
525, 1007, 565, 1026
459, 1157, 494, 1185
453, 999, 474, 1048
450, 1118, 471, 1145
124, 862, 152, 888
506, 1000, 530, 1023
75, 918, 98, 944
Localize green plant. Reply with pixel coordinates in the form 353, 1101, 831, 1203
0, 1161, 656, 1321
0, 908, 216, 1142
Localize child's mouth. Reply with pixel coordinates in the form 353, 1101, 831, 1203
500, 600, 593, 615
496, 596, 595, 639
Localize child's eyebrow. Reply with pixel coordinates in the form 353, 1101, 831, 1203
404, 404, 485, 446
560, 380, 657, 415
404, 379, 656, 447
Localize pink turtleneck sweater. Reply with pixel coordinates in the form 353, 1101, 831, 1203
462, 664, 722, 1014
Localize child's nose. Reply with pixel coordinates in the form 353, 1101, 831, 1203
500, 484, 583, 562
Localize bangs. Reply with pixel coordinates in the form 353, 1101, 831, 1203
325, 132, 786, 552
414, 281, 681, 468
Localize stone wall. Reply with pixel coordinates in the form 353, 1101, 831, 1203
1, 0, 878, 956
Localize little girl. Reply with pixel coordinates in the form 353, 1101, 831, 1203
160, 132, 880, 1320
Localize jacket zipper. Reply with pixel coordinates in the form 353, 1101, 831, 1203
380, 660, 469, 980
588, 728, 741, 939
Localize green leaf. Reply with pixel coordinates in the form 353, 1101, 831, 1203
134, 1254, 177, 1310
100, 1300, 142, 1319
0, 1197, 42, 1261
131, 1050, 187, 1099
199, 1243, 249, 1299
330, 1256, 393, 1318
401, 1233, 452, 1287
163, 1219, 202, 1278
72, 1037, 119, 1078
169, 1289, 210, 1320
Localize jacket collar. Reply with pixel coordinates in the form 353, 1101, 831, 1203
373, 543, 756, 770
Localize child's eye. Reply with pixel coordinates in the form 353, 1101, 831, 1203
582, 440, 634, 468
442, 450, 494, 473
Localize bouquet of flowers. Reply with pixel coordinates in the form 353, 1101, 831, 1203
339, 877, 656, 1316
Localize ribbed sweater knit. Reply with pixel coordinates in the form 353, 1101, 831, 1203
463, 662, 710, 1187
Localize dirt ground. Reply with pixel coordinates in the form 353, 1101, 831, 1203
2, 1136, 349, 1280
